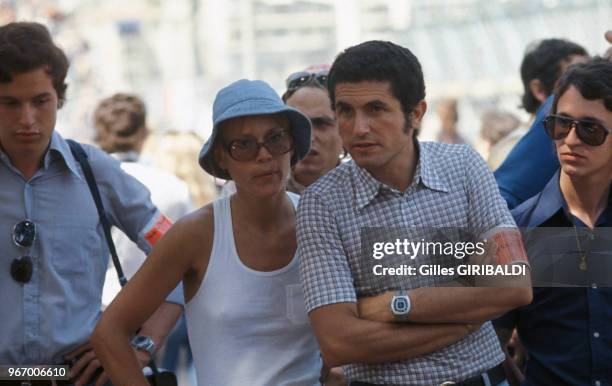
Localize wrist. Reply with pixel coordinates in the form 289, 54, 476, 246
390, 290, 412, 321
131, 335, 155, 357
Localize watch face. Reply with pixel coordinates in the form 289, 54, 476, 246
393, 297, 410, 314
134, 336, 147, 345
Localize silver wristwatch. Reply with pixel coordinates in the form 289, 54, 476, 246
390, 290, 411, 321
131, 335, 155, 356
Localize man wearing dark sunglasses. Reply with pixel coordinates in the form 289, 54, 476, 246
282, 65, 343, 194
0, 22, 182, 386
494, 58, 612, 386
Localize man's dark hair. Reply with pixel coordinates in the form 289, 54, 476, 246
520, 38, 587, 114
94, 93, 147, 153
327, 40, 425, 137
0, 22, 69, 107
552, 57, 612, 114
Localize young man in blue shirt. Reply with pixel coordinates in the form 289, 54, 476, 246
495, 58, 612, 386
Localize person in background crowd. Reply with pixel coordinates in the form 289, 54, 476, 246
297, 40, 531, 386
0, 22, 182, 386
282, 64, 343, 194
92, 79, 324, 386
494, 58, 612, 386
93, 93, 193, 309
282, 65, 346, 385
143, 130, 218, 208
493, 38, 588, 208
479, 109, 521, 169
435, 98, 466, 144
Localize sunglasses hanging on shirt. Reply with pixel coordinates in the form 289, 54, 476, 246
10, 220, 36, 284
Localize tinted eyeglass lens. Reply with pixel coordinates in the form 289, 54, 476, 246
287, 72, 312, 90
577, 122, 606, 146
265, 131, 293, 154
11, 255, 33, 284
13, 220, 36, 247
228, 132, 293, 161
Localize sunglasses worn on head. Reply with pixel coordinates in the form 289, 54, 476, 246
11, 220, 35, 284
224, 130, 294, 162
544, 114, 611, 146
285, 71, 328, 92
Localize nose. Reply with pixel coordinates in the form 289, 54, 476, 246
353, 111, 370, 137
254, 143, 273, 162
19, 103, 36, 127
564, 124, 582, 146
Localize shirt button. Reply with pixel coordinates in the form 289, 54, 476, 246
591, 283, 598, 289
593, 332, 600, 338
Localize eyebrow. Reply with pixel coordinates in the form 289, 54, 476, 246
0, 92, 53, 101
310, 116, 335, 126
334, 101, 352, 110
365, 99, 388, 108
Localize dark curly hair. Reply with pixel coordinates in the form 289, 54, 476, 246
327, 40, 425, 137
552, 57, 612, 114
0, 22, 69, 108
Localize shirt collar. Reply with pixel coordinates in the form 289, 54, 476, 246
528, 169, 612, 227
44, 131, 84, 181
352, 141, 450, 210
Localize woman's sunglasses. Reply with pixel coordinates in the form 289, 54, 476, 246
544, 114, 610, 146
11, 220, 36, 284
224, 130, 294, 162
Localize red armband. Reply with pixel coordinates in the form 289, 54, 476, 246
144, 214, 173, 246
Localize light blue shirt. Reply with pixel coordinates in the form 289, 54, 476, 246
0, 131, 180, 365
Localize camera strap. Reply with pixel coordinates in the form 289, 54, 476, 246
67, 139, 127, 286
67, 140, 175, 386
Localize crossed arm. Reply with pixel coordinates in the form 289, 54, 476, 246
309, 302, 478, 367
357, 230, 532, 324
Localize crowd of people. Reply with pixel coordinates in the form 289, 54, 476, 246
1, 19, 611, 386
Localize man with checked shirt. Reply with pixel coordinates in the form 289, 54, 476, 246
297, 40, 532, 386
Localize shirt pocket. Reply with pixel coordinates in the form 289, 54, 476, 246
52, 214, 102, 276
286, 283, 309, 325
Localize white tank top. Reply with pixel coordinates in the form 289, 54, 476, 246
185, 193, 322, 386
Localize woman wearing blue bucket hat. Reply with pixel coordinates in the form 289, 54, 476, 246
93, 80, 325, 385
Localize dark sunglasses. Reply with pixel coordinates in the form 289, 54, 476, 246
544, 114, 611, 146
285, 71, 328, 92
11, 220, 36, 284
224, 130, 294, 162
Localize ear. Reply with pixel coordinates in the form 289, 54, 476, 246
529, 79, 547, 104
410, 100, 428, 129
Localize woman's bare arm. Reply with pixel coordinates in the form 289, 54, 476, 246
91, 206, 213, 386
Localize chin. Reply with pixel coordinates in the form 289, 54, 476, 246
351, 154, 383, 169
561, 165, 590, 178
252, 182, 287, 197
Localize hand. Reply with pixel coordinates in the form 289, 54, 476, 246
65, 340, 152, 386
322, 366, 348, 386
357, 292, 394, 322
65, 342, 109, 386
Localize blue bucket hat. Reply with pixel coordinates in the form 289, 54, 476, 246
198, 79, 311, 180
